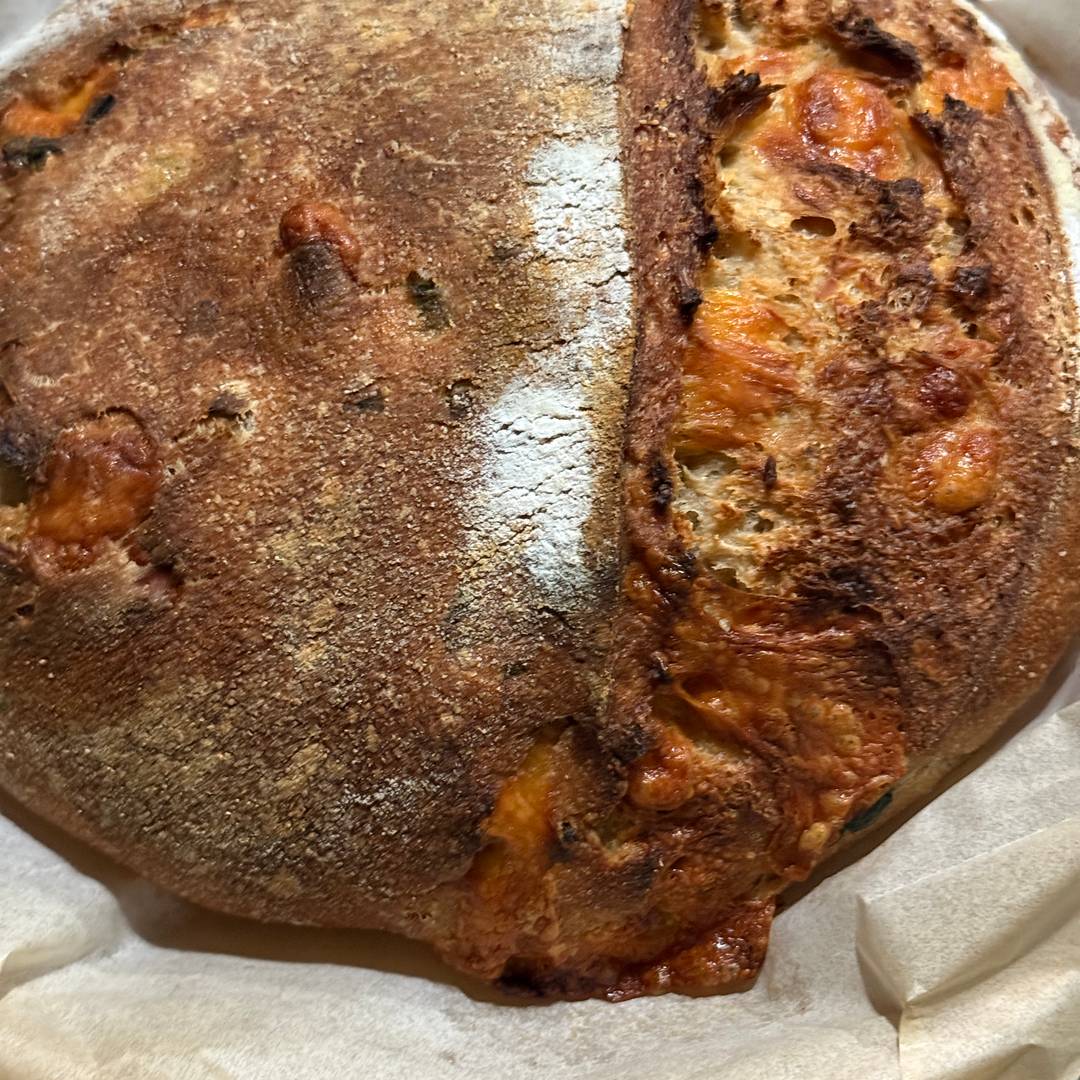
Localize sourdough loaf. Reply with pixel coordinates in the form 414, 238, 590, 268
1, 0, 1078, 999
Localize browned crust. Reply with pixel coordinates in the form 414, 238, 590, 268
595, 0, 1080, 996
0, 0, 1077, 1003
609, 0, 714, 766
874, 91, 1080, 813
0, 0, 627, 937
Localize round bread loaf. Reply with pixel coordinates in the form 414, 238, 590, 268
1, 0, 1078, 999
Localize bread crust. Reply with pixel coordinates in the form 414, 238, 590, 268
0, 0, 633, 934
0, 0, 1077, 1000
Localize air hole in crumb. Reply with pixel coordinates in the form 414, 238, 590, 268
680, 451, 738, 481
13, 603, 34, 624
713, 567, 744, 589
947, 215, 970, 238
719, 144, 741, 167
783, 329, 805, 348
791, 216, 836, 237
1021, 206, 1036, 226
752, 515, 774, 533
714, 230, 759, 260
965, 323, 978, 338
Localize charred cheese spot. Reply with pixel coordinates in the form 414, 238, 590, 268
25, 413, 161, 574
917, 365, 971, 420
914, 426, 999, 513
279, 201, 361, 273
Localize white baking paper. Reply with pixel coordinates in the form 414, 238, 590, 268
1, 2, 1079, 1077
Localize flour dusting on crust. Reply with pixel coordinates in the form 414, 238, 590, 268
463, 0, 631, 610
470, 136, 630, 602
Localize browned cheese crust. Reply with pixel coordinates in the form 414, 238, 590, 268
1, 0, 1078, 1000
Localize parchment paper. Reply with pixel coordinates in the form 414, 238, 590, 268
1, 1, 1079, 1077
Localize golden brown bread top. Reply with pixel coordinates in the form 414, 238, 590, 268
0, 0, 1078, 1000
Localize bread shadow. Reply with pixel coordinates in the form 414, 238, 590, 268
3, 636, 1077, 1009
0, 787, 532, 1006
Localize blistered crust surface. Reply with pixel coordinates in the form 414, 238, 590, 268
595, 0, 1080, 998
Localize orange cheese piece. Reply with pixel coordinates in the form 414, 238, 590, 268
679, 291, 798, 453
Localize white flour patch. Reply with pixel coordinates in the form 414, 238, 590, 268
452, 0, 633, 617
526, 137, 630, 295
544, 3, 624, 85
477, 380, 594, 595
466, 132, 630, 605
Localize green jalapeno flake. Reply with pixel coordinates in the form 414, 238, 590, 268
844, 789, 894, 833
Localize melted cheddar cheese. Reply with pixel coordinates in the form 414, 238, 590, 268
791, 70, 909, 179
915, 426, 1000, 513
919, 51, 1013, 115
1, 64, 116, 139
25, 414, 162, 575
678, 291, 798, 453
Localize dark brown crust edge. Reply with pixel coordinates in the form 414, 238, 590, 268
611, 0, 711, 756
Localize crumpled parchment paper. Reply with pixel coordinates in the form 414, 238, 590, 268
1, 1, 1079, 1077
